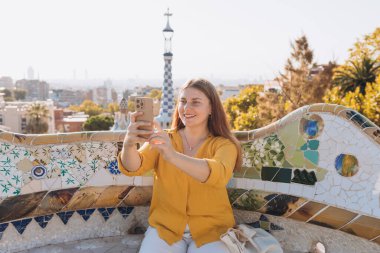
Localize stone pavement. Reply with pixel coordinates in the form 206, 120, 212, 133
17, 235, 144, 253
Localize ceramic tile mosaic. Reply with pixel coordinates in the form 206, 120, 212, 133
0, 104, 380, 245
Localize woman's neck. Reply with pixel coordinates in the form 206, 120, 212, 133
183, 126, 209, 140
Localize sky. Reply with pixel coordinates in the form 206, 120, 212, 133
0, 0, 379, 84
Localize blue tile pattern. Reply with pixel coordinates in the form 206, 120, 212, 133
11, 218, 32, 235
98, 208, 115, 221
77, 209, 96, 221
107, 160, 121, 175
117, 207, 134, 219
34, 214, 53, 228
57, 211, 75, 225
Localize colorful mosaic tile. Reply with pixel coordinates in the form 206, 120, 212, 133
57, 211, 75, 225
11, 218, 32, 235
98, 208, 115, 221
34, 214, 54, 228
77, 209, 96, 221
246, 215, 284, 233
117, 206, 134, 219
335, 154, 359, 177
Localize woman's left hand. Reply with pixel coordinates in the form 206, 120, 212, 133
149, 121, 177, 162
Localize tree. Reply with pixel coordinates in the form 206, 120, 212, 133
68, 100, 103, 117
1, 88, 14, 101
26, 103, 49, 134
148, 89, 162, 100
83, 115, 114, 131
107, 102, 119, 114
332, 56, 380, 95
256, 36, 336, 126
324, 74, 380, 126
223, 85, 263, 130
349, 27, 380, 62
13, 88, 27, 100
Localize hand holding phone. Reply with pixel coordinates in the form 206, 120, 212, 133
135, 97, 153, 138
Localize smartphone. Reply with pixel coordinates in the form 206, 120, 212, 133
135, 97, 153, 138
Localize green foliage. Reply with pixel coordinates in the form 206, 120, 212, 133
223, 85, 263, 130
349, 27, 380, 62
26, 103, 49, 134
324, 75, 380, 126
69, 100, 104, 117
83, 115, 114, 131
107, 102, 119, 114
148, 89, 162, 100
13, 88, 26, 100
332, 56, 380, 95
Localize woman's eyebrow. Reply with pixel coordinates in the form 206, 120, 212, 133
180, 97, 202, 100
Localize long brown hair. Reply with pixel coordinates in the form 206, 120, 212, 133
171, 78, 242, 171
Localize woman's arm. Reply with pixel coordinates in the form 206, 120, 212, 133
119, 144, 141, 172
167, 152, 210, 182
149, 130, 237, 186
118, 111, 153, 173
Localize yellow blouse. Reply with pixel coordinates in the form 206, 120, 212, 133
117, 129, 237, 247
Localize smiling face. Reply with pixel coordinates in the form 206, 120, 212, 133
178, 87, 212, 129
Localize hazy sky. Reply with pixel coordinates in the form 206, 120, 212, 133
0, 0, 379, 82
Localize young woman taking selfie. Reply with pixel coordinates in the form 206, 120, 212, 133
118, 78, 242, 253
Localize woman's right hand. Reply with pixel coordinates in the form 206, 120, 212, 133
123, 111, 154, 147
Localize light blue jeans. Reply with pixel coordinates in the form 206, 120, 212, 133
139, 226, 230, 253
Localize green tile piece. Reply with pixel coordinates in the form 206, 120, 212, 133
288, 150, 305, 167
300, 143, 308, 151
278, 120, 300, 146
261, 167, 292, 183
260, 221, 270, 230
308, 140, 319, 150
243, 167, 261, 179
296, 137, 307, 149
304, 151, 319, 165
315, 167, 328, 181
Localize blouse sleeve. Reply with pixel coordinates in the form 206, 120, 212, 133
117, 142, 159, 176
203, 139, 238, 188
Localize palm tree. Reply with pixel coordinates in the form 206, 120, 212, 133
26, 103, 49, 134
333, 56, 380, 95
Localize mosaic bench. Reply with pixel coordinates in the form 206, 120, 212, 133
0, 103, 380, 252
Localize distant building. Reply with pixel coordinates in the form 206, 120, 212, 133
264, 80, 281, 92
91, 81, 117, 106
54, 109, 88, 132
15, 79, 49, 101
51, 89, 86, 107
0, 96, 55, 133
27, 66, 34, 80
0, 76, 14, 89
219, 86, 241, 101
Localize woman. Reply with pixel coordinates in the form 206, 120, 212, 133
118, 78, 242, 253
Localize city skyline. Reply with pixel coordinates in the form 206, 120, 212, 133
0, 0, 379, 83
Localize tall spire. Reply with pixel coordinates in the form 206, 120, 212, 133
156, 9, 175, 128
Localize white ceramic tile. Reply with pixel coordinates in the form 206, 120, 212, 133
41, 177, 62, 191
264, 181, 277, 193
289, 184, 303, 197
133, 176, 143, 186
116, 174, 134, 186
86, 169, 115, 187
252, 179, 265, 191
277, 182, 290, 194
302, 185, 316, 199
